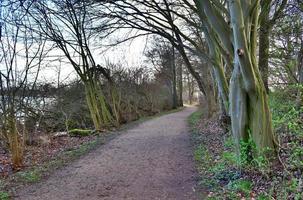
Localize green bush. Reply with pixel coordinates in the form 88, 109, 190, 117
68, 129, 94, 137
270, 89, 303, 135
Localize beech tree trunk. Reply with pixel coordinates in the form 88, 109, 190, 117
202, 64, 217, 118
204, 25, 230, 115
195, 0, 278, 159
229, 0, 277, 157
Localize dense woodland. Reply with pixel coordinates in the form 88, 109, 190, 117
0, 0, 302, 199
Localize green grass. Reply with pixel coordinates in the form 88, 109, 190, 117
64, 139, 102, 158
190, 90, 303, 199
0, 191, 9, 200
194, 144, 207, 163
188, 109, 203, 128
224, 136, 234, 148
16, 170, 41, 183
222, 151, 238, 165
228, 179, 252, 194
189, 109, 244, 199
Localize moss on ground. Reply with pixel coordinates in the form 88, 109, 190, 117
68, 129, 95, 137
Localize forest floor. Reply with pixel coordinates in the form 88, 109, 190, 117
189, 104, 303, 199
12, 106, 200, 200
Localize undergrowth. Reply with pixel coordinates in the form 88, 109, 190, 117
190, 88, 303, 199
2, 136, 104, 199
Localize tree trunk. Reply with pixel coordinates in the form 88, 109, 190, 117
212, 59, 229, 114
230, 65, 277, 159
258, 2, 271, 93
109, 84, 121, 126
178, 63, 183, 106
193, 0, 277, 160
187, 72, 194, 104
229, 0, 277, 159
204, 30, 230, 114
171, 47, 178, 109
203, 64, 217, 118
7, 113, 23, 169
297, 39, 303, 107
204, 91, 216, 118
84, 80, 113, 131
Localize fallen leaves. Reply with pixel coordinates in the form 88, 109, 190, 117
0, 134, 98, 178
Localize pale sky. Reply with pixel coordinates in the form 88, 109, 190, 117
38, 34, 149, 84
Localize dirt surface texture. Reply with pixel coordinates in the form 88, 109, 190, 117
15, 106, 200, 200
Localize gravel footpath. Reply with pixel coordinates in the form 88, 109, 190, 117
15, 106, 200, 200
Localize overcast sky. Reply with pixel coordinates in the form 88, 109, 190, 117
37, 33, 149, 84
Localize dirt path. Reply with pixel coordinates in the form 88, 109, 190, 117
15, 107, 200, 200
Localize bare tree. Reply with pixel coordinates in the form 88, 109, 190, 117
96, 0, 224, 116
145, 37, 179, 109
259, 0, 288, 92
28, 0, 115, 130
0, 0, 46, 168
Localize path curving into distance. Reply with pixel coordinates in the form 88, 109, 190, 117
15, 106, 200, 200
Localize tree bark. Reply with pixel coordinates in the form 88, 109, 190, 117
171, 46, 178, 109
187, 71, 194, 104
7, 112, 23, 169
259, 1, 271, 93
202, 64, 217, 118
84, 79, 113, 131
204, 29, 230, 114
178, 63, 184, 106
297, 39, 303, 107
229, 0, 277, 158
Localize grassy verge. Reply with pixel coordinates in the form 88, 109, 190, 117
1, 136, 104, 200
189, 110, 259, 199
189, 89, 303, 199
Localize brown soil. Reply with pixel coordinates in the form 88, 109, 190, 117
14, 107, 200, 200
